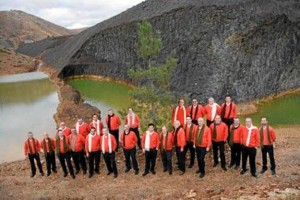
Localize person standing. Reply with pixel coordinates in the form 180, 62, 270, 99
204, 97, 221, 127
184, 116, 197, 168
142, 123, 160, 176
24, 132, 44, 177
90, 113, 104, 136
240, 118, 260, 177
259, 117, 276, 175
171, 98, 187, 126
173, 120, 186, 175
59, 122, 71, 137
194, 118, 211, 178
187, 98, 204, 125
228, 117, 244, 169
125, 107, 142, 149
75, 118, 90, 138
56, 129, 75, 179
40, 132, 57, 176
85, 127, 101, 178
160, 126, 174, 175
210, 115, 228, 171
120, 124, 139, 175
105, 109, 121, 151
69, 128, 87, 175
221, 95, 237, 139
101, 128, 118, 178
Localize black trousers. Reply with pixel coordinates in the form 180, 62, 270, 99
242, 146, 257, 174
196, 147, 207, 174
184, 141, 195, 166
230, 143, 242, 167
144, 149, 157, 173
212, 141, 226, 167
28, 153, 44, 175
222, 118, 234, 141
58, 152, 74, 176
103, 152, 118, 175
262, 145, 276, 171
88, 151, 101, 175
161, 150, 172, 173
110, 129, 119, 151
175, 146, 186, 172
44, 152, 56, 174
206, 119, 214, 127
123, 147, 139, 171
71, 150, 87, 172
130, 127, 141, 148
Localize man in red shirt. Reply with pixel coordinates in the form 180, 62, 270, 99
85, 127, 101, 178
160, 125, 174, 175
142, 123, 160, 176
106, 109, 121, 151
173, 120, 186, 175
240, 118, 260, 177
259, 117, 276, 175
56, 129, 75, 179
90, 113, 104, 136
120, 124, 139, 175
40, 132, 57, 176
59, 122, 71, 137
221, 95, 237, 140
187, 98, 204, 125
125, 107, 141, 149
101, 127, 118, 178
24, 132, 44, 177
69, 128, 87, 175
194, 117, 211, 178
228, 117, 244, 170
75, 118, 90, 138
184, 116, 197, 168
171, 98, 187, 126
204, 97, 221, 127
210, 115, 228, 171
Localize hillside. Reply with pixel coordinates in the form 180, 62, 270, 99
0, 10, 74, 49
42, 0, 300, 103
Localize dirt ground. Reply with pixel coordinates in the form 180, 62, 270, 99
0, 126, 299, 199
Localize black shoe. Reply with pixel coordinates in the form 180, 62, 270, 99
188, 164, 193, 168
71, 174, 76, 179
88, 174, 93, 178
114, 174, 118, 178
169, 172, 172, 175
199, 173, 205, 178
260, 169, 267, 174
142, 172, 148, 176
271, 170, 276, 175
125, 168, 131, 173
251, 173, 257, 178
213, 163, 218, 167
163, 169, 167, 172
240, 169, 247, 175
135, 170, 139, 175
195, 170, 200, 174
228, 164, 234, 168
151, 171, 156, 175
53, 170, 58, 173
107, 171, 113, 175
95, 170, 100, 174
75, 170, 80, 175
30, 174, 36, 178
41, 172, 45, 176
46, 172, 51, 177
63, 173, 68, 177
222, 167, 227, 171
234, 166, 240, 170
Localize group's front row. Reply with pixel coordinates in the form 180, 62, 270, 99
24, 116, 276, 179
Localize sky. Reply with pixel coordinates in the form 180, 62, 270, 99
0, 0, 144, 29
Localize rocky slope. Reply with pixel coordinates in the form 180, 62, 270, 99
42, 0, 300, 103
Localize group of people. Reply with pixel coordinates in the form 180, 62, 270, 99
24, 95, 277, 179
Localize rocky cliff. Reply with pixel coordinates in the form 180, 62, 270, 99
43, 0, 300, 102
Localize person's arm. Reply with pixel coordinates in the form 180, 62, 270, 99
156, 134, 160, 150
36, 139, 41, 153
117, 115, 121, 127
207, 129, 212, 151
112, 136, 117, 151
141, 133, 146, 153
233, 104, 237, 118
224, 124, 228, 142
85, 137, 89, 156
24, 142, 28, 157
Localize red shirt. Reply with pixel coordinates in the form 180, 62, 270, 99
160, 132, 174, 151
204, 104, 221, 121
100, 134, 117, 153
171, 106, 187, 125
125, 114, 140, 129
57, 136, 70, 154
24, 138, 41, 156
194, 126, 211, 148
105, 114, 121, 131
68, 134, 85, 152
221, 102, 237, 119
61, 127, 71, 137
210, 122, 228, 142
89, 120, 104, 135
120, 131, 138, 150
241, 127, 260, 148
229, 125, 244, 143
173, 127, 186, 149
40, 138, 56, 153
75, 122, 90, 138
142, 131, 160, 150
184, 123, 197, 143
259, 126, 276, 145
85, 134, 101, 152
187, 105, 205, 121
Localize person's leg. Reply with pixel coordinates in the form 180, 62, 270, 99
241, 147, 248, 172
166, 150, 173, 174
268, 145, 276, 172
178, 148, 185, 172
88, 152, 95, 176
72, 151, 80, 173
212, 141, 219, 166
124, 149, 131, 170
162, 150, 168, 171
104, 153, 113, 173
50, 152, 57, 172
65, 152, 75, 177
196, 147, 201, 172
249, 148, 257, 176
28, 154, 36, 176
45, 154, 51, 175
230, 143, 236, 166
144, 151, 150, 174
219, 142, 226, 169
189, 142, 195, 167
150, 149, 157, 173
131, 148, 139, 171
110, 152, 118, 176
236, 144, 242, 167
199, 147, 206, 175
58, 154, 67, 176
79, 150, 87, 174
261, 146, 268, 172
95, 151, 101, 173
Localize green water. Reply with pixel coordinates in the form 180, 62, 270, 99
68, 78, 133, 116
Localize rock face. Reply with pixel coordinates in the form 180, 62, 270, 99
44, 0, 300, 103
